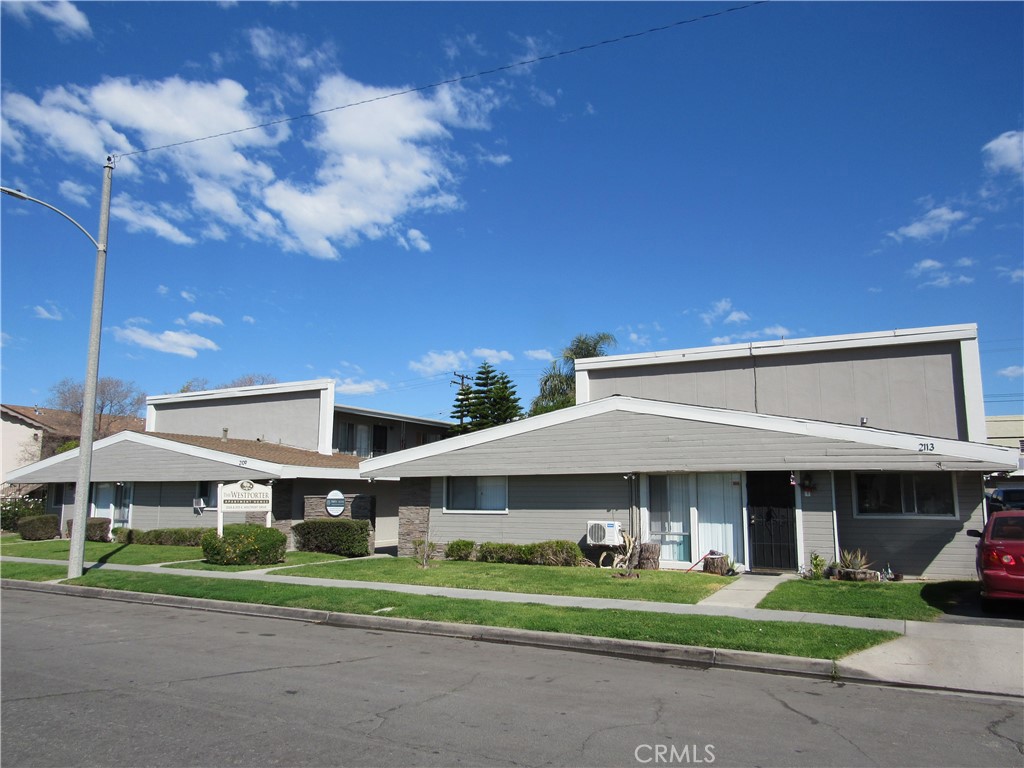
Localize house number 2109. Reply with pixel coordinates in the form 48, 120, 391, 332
917, 443, 935, 452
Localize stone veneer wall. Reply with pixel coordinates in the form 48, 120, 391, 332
301, 493, 376, 552
397, 477, 431, 557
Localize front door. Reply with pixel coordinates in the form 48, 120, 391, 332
746, 472, 797, 570
92, 482, 131, 529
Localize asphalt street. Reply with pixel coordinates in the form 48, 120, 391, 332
2, 589, 1022, 768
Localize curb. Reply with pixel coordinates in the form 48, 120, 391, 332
3, 579, 835, 681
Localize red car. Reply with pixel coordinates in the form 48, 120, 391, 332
968, 510, 1024, 609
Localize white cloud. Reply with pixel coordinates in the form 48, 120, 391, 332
628, 331, 651, 347
112, 194, 196, 245
157, 285, 169, 295
711, 325, 791, 345
910, 259, 943, 277
996, 266, 1024, 283
700, 298, 735, 326
524, 349, 554, 362
409, 350, 467, 376
113, 326, 219, 358
954, 258, 975, 268
242, 315, 256, 324
889, 207, 967, 242
403, 228, 431, 252
920, 273, 973, 288
180, 291, 197, 303
2, 1, 92, 39
982, 130, 1023, 176
187, 311, 223, 326
724, 310, 750, 325
478, 149, 512, 167
473, 348, 514, 364
33, 302, 62, 320
335, 377, 389, 395
762, 325, 791, 338
58, 179, 90, 206
997, 366, 1024, 379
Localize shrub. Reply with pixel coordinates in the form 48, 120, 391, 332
445, 539, 475, 561
201, 524, 286, 565
66, 517, 111, 542
476, 540, 583, 567
115, 527, 206, 546
18, 514, 61, 541
1, 497, 44, 532
805, 551, 828, 580
293, 518, 370, 557
412, 539, 438, 568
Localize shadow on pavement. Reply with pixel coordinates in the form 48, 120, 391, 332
921, 580, 1024, 626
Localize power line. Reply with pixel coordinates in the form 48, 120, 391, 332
115, 1, 768, 160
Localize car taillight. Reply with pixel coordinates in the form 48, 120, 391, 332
983, 548, 1017, 567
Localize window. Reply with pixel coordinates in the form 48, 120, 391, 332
854, 473, 955, 517
335, 422, 373, 457
50, 483, 70, 508
195, 481, 219, 509
445, 477, 507, 513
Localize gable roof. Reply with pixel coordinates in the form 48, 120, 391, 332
360, 396, 1018, 478
2, 404, 144, 436
4, 430, 363, 485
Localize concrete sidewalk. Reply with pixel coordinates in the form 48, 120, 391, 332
2, 556, 1021, 698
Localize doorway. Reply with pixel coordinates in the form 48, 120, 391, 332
746, 472, 797, 571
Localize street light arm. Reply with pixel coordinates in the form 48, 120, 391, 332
1, 185, 102, 250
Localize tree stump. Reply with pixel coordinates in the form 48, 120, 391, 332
637, 542, 661, 570
702, 554, 730, 576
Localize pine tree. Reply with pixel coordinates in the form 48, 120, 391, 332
449, 383, 474, 435
468, 362, 499, 430
449, 363, 523, 433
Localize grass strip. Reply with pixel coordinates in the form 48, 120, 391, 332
162, 550, 348, 572
279, 557, 730, 605
0, 562, 71, 581
0, 539, 203, 565
66, 570, 897, 660
756, 579, 981, 621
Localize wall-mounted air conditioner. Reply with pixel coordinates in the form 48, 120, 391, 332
587, 520, 623, 546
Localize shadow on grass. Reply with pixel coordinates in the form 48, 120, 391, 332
88, 544, 130, 568
920, 580, 1024, 621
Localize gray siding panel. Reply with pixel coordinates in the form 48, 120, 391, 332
799, 474, 836, 566
427, 475, 630, 547
152, 391, 323, 451
587, 342, 966, 438
835, 472, 983, 579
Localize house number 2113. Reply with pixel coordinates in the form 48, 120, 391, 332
917, 443, 935, 453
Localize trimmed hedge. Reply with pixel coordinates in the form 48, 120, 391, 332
476, 540, 583, 567
293, 518, 370, 557
2, 497, 44, 532
114, 527, 206, 546
444, 539, 475, 561
18, 514, 61, 541
66, 517, 112, 542
201, 524, 286, 565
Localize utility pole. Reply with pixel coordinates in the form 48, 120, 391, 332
450, 372, 472, 431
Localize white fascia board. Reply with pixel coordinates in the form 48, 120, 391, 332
277, 466, 364, 480
575, 324, 978, 372
4, 431, 286, 483
334, 402, 453, 428
146, 378, 335, 406
318, 380, 335, 455
959, 336, 987, 443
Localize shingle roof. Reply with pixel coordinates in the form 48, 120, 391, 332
1, 405, 145, 436
145, 431, 362, 469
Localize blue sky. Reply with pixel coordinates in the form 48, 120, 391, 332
1, 1, 1021, 422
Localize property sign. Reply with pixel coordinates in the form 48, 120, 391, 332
326, 490, 346, 517
220, 480, 272, 513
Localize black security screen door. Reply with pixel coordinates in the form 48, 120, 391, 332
746, 472, 797, 571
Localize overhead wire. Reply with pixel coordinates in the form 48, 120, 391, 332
114, 1, 768, 161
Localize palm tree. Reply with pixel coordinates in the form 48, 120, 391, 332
529, 332, 616, 416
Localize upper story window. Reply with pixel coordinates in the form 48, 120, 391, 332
853, 472, 956, 517
335, 422, 390, 457
445, 477, 508, 513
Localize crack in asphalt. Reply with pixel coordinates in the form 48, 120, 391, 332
986, 709, 1024, 755
765, 689, 880, 767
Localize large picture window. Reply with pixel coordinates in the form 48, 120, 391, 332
854, 473, 956, 517
445, 477, 507, 513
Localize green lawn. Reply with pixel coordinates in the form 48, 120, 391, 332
0, 539, 203, 566
65, 570, 897, 660
279, 557, 731, 604
756, 579, 980, 621
0, 562, 70, 581
162, 550, 348, 572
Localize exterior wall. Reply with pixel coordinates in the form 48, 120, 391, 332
426, 474, 631, 549
130, 482, 245, 530
300, 494, 376, 552
834, 472, 984, 579
585, 342, 967, 439
2, 414, 43, 494
293, 478, 401, 550
798, 472, 837, 568
150, 390, 324, 451
398, 477, 431, 557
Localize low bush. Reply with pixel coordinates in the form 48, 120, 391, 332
293, 518, 370, 557
445, 539, 475, 561
1, 497, 44, 532
114, 527, 206, 546
476, 540, 583, 567
18, 514, 61, 541
66, 517, 111, 542
201, 524, 286, 565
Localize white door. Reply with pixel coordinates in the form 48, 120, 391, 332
696, 473, 745, 565
92, 482, 131, 528
648, 475, 692, 562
